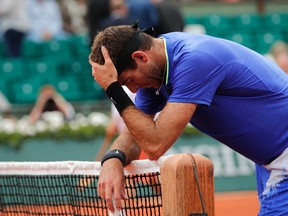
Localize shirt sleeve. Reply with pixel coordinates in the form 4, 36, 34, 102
169, 50, 225, 106
135, 88, 167, 114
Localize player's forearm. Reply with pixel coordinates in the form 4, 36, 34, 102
109, 129, 141, 165
121, 107, 174, 160
121, 102, 196, 160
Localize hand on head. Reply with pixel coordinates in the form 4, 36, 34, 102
90, 46, 118, 90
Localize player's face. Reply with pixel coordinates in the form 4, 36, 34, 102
119, 61, 163, 93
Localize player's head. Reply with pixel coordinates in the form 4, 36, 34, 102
90, 21, 154, 76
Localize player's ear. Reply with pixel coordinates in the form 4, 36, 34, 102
132, 51, 148, 62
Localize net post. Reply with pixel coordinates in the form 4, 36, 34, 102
160, 153, 214, 216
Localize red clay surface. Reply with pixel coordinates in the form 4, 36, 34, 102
215, 190, 260, 216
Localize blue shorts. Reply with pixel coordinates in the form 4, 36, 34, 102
256, 148, 288, 216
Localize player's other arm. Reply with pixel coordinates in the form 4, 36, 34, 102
103, 101, 197, 163
98, 92, 197, 163
121, 101, 196, 160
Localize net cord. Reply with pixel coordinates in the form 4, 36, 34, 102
0, 156, 171, 175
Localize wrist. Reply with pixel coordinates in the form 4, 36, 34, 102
104, 80, 118, 91
106, 82, 135, 116
101, 149, 127, 167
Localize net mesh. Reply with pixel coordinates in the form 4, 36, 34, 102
0, 159, 166, 216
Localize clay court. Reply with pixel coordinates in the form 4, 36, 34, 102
215, 190, 259, 216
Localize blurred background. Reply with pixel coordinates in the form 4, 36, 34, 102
1, 0, 288, 215
0, 0, 287, 116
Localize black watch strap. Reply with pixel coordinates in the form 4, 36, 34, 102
101, 149, 126, 167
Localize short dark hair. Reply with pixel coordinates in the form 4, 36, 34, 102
90, 24, 153, 75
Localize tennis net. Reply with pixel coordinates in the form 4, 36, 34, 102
0, 154, 214, 216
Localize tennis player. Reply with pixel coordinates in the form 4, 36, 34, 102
89, 22, 288, 215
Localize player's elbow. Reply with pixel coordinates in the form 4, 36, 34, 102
144, 145, 167, 161
146, 154, 161, 161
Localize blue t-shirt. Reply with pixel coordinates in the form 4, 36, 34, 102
135, 32, 288, 165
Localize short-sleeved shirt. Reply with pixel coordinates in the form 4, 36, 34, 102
135, 32, 288, 165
